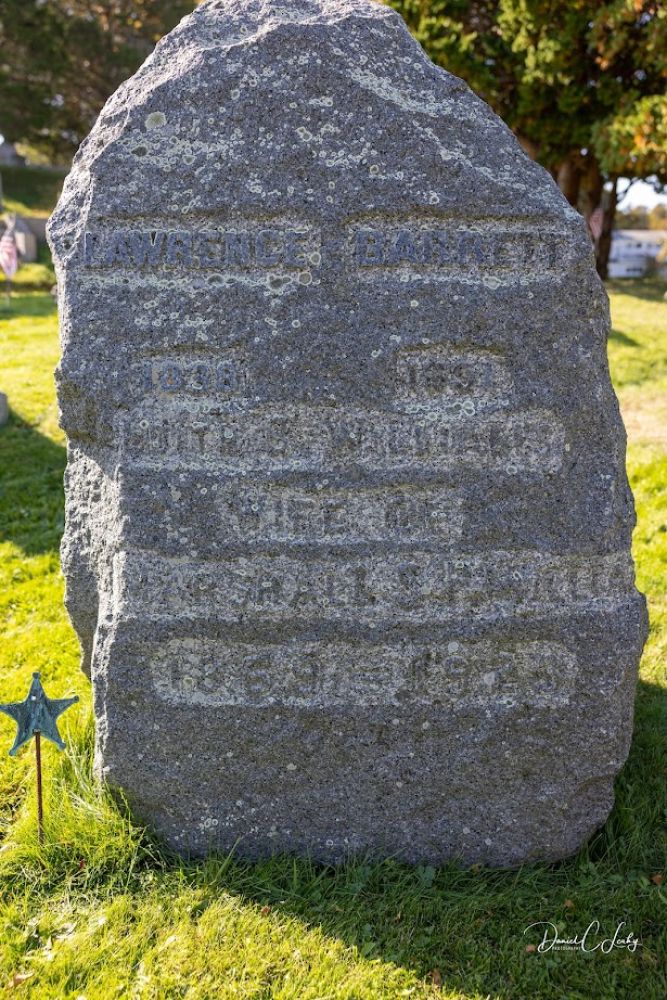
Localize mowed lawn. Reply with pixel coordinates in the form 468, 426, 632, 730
0, 282, 665, 999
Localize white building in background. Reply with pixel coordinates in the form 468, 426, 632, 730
609, 229, 667, 278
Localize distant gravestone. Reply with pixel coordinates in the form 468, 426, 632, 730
48, 0, 647, 865
13, 218, 38, 264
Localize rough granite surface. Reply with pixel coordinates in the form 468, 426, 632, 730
48, 0, 647, 865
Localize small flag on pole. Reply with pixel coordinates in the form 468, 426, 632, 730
0, 217, 18, 304
0, 218, 19, 279
588, 206, 604, 242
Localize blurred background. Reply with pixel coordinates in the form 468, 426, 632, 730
0, 1, 665, 282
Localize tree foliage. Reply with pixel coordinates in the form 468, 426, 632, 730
616, 203, 667, 230
390, 1, 667, 275
392, 1, 666, 179
0, 1, 194, 163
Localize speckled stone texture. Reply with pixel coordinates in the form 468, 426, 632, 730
48, 0, 647, 865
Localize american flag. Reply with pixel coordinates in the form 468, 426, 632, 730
0, 219, 18, 279
588, 206, 604, 242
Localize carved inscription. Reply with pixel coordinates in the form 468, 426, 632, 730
83, 227, 321, 269
120, 480, 464, 547
394, 347, 513, 405
149, 638, 578, 708
140, 358, 244, 396
349, 223, 568, 273
116, 550, 635, 623
119, 403, 565, 473
79, 219, 569, 276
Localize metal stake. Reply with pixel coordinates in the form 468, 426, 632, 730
35, 731, 44, 844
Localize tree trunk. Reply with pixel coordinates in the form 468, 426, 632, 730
517, 134, 540, 162
556, 155, 582, 206
578, 156, 603, 222
596, 177, 618, 281
516, 145, 616, 279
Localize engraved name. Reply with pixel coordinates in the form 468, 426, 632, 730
118, 403, 565, 474
82, 227, 320, 269
350, 225, 565, 270
79, 221, 569, 273
149, 639, 578, 708
116, 550, 635, 623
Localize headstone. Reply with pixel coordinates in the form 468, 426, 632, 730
0, 141, 26, 167
13, 218, 38, 263
48, 0, 647, 865
0, 392, 8, 426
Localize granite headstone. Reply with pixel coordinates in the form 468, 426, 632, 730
48, 0, 647, 864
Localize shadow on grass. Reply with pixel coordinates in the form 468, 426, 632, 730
0, 408, 65, 556
0, 290, 57, 319
1, 671, 657, 997
606, 277, 667, 303
119, 675, 661, 998
609, 327, 639, 347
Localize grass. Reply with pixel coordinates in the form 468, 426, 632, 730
9, 246, 56, 294
0, 282, 665, 998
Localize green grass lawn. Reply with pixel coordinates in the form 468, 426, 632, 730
0, 284, 665, 998
8, 248, 56, 294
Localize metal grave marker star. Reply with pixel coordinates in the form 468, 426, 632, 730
0, 672, 79, 756
0, 672, 79, 843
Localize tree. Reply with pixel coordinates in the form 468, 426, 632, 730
615, 206, 650, 230
389, 1, 667, 278
648, 204, 667, 230
0, 1, 194, 164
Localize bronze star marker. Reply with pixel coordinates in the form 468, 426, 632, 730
0, 672, 79, 842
